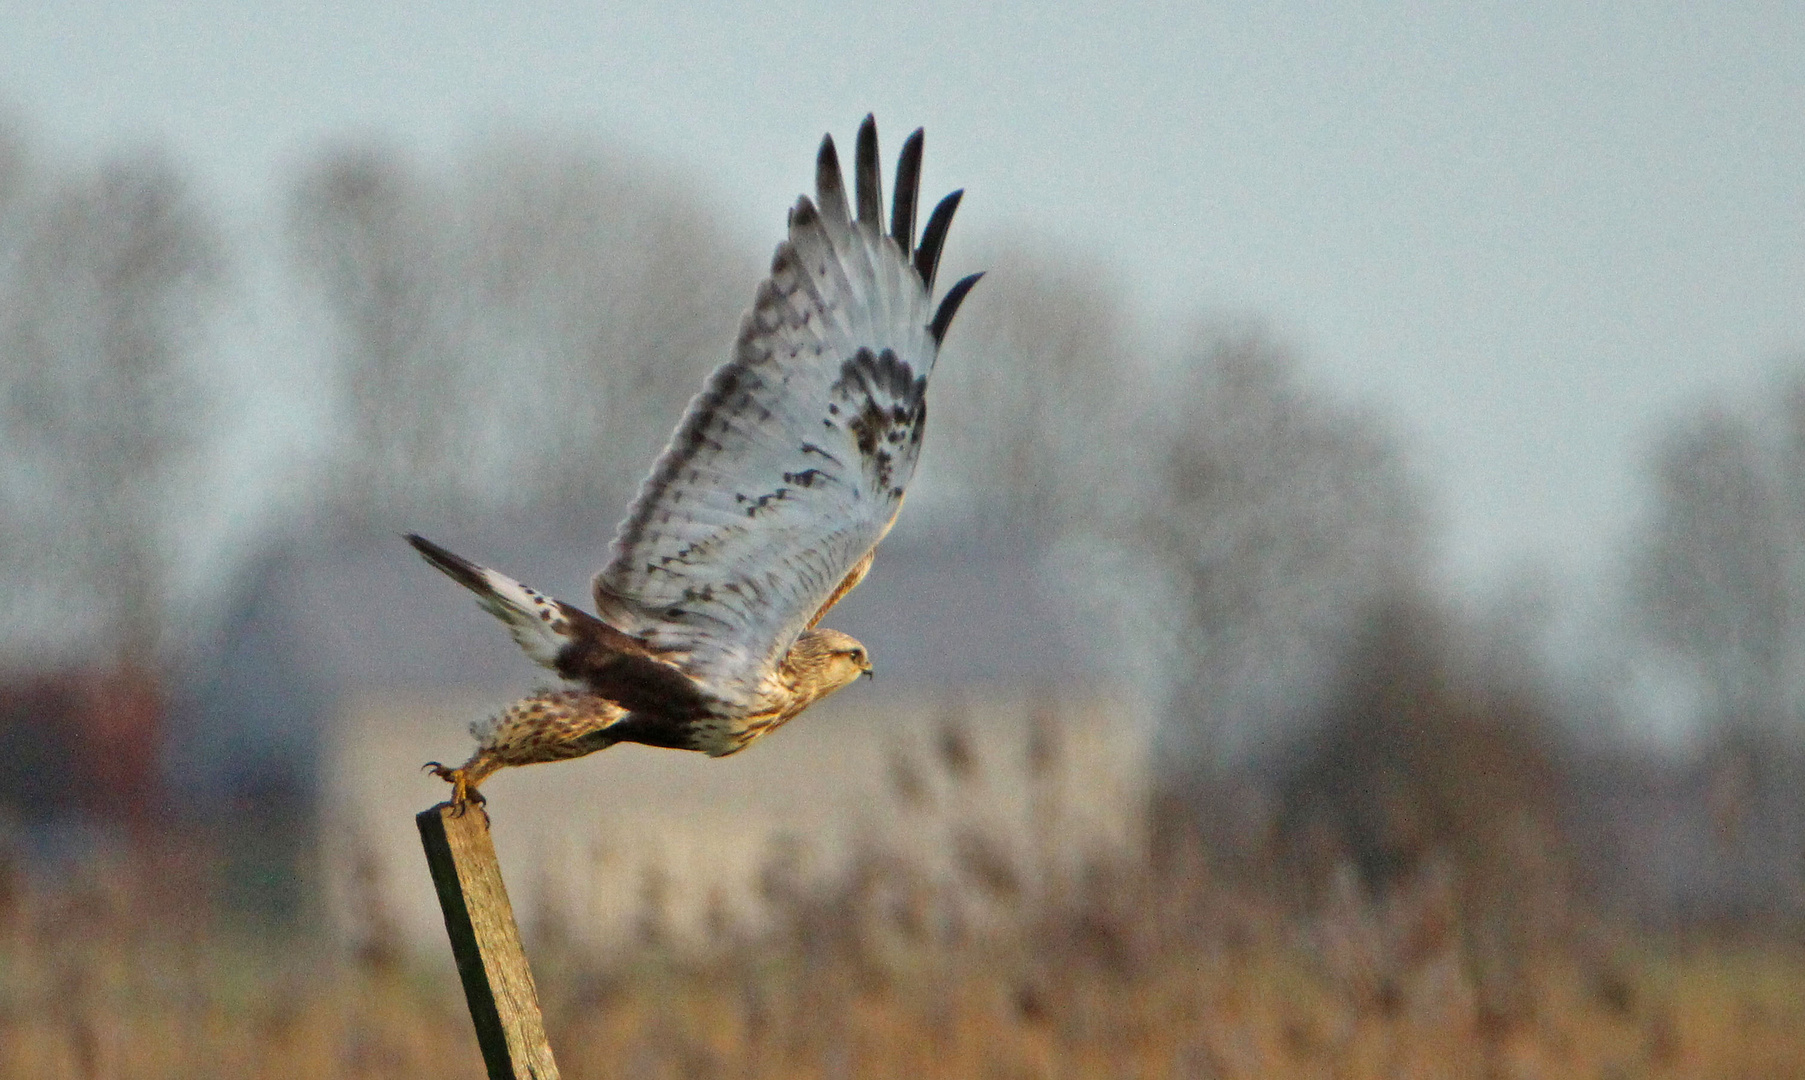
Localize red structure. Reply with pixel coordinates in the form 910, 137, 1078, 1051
0, 664, 163, 827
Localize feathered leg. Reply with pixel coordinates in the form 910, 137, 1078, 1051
424, 689, 632, 811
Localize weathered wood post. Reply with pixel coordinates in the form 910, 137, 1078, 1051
416, 803, 561, 1080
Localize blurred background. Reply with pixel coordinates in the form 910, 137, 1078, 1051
2, 2, 1803, 1076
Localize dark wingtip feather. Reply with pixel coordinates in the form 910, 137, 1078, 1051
854, 114, 882, 228
913, 188, 964, 292
929, 271, 984, 345
815, 134, 850, 225
890, 128, 923, 253
791, 195, 819, 229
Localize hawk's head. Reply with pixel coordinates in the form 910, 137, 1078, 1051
787, 626, 874, 702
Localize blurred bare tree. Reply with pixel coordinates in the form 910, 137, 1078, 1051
289, 146, 456, 522
461, 139, 751, 527
1125, 331, 1426, 765
922, 241, 1136, 539
1623, 380, 1805, 925
289, 136, 750, 533
919, 245, 1425, 766
0, 147, 224, 668
1633, 394, 1799, 732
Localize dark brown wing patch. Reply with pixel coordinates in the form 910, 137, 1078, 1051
833, 346, 927, 497
553, 605, 714, 720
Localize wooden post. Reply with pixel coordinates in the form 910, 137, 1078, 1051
416, 803, 561, 1080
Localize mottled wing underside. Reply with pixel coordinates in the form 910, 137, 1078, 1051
593, 117, 980, 703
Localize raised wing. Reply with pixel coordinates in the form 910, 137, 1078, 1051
592, 116, 981, 703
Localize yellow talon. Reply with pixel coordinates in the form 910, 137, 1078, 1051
422, 761, 487, 817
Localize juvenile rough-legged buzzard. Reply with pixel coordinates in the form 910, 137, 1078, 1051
410, 116, 980, 809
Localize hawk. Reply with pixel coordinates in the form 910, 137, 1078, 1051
411, 116, 980, 809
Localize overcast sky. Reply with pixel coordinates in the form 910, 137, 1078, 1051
4, 0, 1801, 599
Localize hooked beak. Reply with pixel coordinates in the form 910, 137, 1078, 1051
861, 667, 874, 681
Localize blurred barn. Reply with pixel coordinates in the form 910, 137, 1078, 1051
169, 517, 1147, 947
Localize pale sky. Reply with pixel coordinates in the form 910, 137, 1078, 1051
4, 0, 1801, 600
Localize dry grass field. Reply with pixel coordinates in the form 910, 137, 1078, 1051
5, 840, 1803, 1079
3, 707, 1803, 1080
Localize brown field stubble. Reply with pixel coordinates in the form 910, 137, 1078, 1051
2, 715, 1802, 1079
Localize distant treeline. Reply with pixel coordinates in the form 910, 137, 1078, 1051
2, 114, 1802, 779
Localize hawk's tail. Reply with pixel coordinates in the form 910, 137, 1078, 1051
406, 533, 576, 671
